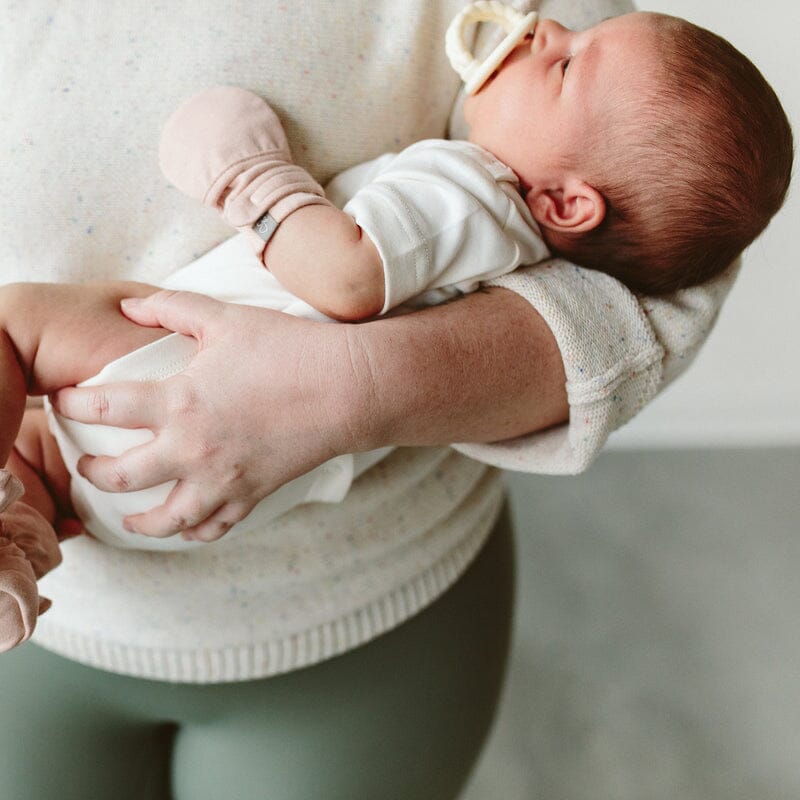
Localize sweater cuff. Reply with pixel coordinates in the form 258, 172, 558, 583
453, 261, 664, 475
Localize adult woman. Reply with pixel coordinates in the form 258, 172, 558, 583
0, 0, 733, 797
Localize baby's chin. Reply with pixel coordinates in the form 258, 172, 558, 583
462, 93, 479, 133
461, 69, 497, 131
461, 104, 488, 148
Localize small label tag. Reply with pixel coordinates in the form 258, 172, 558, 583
254, 212, 279, 242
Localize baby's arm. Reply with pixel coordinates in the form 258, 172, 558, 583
262, 205, 383, 320
159, 87, 386, 322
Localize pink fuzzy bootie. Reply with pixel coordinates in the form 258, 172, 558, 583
159, 86, 332, 256
0, 471, 61, 653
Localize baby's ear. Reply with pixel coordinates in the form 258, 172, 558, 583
527, 179, 605, 235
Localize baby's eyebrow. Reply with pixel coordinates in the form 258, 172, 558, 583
574, 36, 600, 82
576, 14, 614, 32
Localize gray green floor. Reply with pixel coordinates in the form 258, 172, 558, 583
462, 448, 800, 800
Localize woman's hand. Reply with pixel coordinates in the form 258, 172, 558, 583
51, 291, 368, 542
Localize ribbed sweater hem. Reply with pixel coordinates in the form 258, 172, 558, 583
32, 488, 504, 683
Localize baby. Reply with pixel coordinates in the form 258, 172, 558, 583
0, 11, 792, 651
160, 11, 793, 315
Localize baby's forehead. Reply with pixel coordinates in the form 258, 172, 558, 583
590, 12, 663, 55
589, 15, 665, 90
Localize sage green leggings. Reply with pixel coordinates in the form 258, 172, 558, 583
0, 506, 514, 800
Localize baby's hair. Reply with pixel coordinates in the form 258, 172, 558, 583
555, 13, 793, 294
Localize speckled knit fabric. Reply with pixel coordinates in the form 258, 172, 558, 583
2, 0, 736, 682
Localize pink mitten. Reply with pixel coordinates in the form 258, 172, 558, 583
0, 471, 61, 653
159, 86, 332, 256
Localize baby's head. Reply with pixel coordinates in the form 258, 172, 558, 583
464, 12, 793, 293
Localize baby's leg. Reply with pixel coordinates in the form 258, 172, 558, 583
1, 280, 169, 397
7, 408, 74, 526
0, 281, 169, 464
0, 281, 167, 650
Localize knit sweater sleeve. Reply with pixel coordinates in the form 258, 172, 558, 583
452, 259, 739, 474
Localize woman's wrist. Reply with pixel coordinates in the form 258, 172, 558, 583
310, 321, 388, 457
338, 287, 569, 453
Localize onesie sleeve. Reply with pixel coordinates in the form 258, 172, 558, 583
452, 260, 738, 474
340, 140, 549, 313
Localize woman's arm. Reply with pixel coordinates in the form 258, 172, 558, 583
345, 285, 568, 448
51, 285, 567, 541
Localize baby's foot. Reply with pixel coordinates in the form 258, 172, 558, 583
0, 470, 61, 653
0, 470, 24, 511
0, 536, 38, 652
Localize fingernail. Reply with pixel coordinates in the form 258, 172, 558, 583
120, 298, 142, 310
122, 518, 136, 533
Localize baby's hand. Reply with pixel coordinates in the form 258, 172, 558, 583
0, 472, 62, 653
159, 86, 329, 255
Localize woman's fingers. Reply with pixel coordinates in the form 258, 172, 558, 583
120, 289, 225, 338
75, 438, 180, 494
121, 483, 209, 538
178, 501, 255, 543
122, 482, 252, 539
51, 379, 166, 429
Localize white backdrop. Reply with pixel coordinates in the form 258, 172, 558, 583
608, 0, 799, 449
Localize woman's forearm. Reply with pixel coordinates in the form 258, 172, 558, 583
343, 285, 569, 453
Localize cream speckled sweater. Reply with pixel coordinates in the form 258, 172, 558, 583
1, 0, 735, 682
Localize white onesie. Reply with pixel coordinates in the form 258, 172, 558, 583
46, 139, 549, 552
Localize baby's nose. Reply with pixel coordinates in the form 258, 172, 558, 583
532, 18, 570, 52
